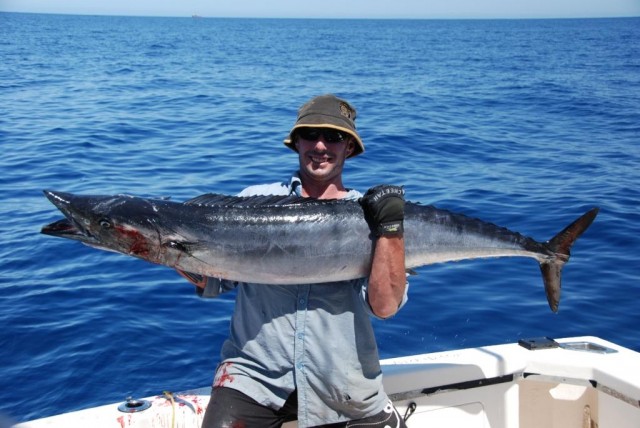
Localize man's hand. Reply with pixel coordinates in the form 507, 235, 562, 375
360, 185, 405, 237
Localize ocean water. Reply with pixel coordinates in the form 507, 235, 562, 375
1, 12, 639, 423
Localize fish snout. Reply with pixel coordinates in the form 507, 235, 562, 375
43, 190, 75, 212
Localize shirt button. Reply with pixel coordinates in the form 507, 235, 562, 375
299, 298, 305, 305
297, 333, 304, 339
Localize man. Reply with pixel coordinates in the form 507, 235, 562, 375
180, 94, 408, 427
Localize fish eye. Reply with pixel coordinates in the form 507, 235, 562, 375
99, 218, 112, 229
168, 241, 187, 251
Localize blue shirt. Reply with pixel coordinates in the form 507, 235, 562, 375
200, 173, 408, 427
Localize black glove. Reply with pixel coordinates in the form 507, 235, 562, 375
360, 185, 405, 237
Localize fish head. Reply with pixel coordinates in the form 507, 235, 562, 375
41, 190, 164, 261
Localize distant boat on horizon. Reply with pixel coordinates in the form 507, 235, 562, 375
192, 14, 203, 19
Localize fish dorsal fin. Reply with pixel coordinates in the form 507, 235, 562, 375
183, 193, 343, 208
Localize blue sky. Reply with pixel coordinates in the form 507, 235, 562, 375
1, 0, 639, 19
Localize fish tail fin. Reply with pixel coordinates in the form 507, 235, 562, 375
540, 207, 599, 312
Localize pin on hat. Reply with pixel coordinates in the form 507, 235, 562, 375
284, 94, 365, 158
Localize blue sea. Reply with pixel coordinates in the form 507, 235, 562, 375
1, 12, 639, 423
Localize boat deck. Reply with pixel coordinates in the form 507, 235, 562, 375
16, 336, 640, 427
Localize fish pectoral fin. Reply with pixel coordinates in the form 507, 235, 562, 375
176, 269, 206, 286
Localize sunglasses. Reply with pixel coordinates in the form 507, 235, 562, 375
296, 128, 349, 143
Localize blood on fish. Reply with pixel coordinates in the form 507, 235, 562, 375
114, 225, 149, 257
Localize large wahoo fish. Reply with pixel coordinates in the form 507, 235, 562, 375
41, 190, 598, 312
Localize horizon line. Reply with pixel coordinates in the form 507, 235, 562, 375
2, 10, 639, 20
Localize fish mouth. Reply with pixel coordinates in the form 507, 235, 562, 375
41, 190, 100, 245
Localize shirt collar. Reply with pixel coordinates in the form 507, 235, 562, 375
290, 171, 303, 196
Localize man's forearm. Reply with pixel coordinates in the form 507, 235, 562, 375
367, 235, 406, 318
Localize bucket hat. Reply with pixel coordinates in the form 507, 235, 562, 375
284, 94, 364, 158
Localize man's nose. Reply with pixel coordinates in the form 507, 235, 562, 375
312, 138, 328, 150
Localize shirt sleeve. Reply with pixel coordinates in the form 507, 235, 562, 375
237, 181, 291, 197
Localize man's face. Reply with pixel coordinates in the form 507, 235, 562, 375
295, 128, 355, 184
